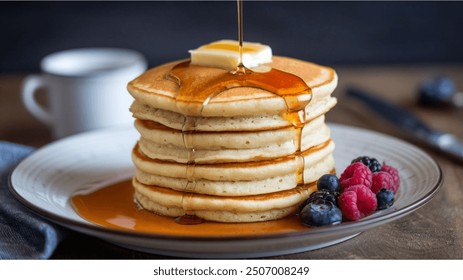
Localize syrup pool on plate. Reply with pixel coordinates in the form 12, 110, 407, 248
71, 179, 310, 237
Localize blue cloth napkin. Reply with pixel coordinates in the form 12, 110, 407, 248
0, 141, 66, 259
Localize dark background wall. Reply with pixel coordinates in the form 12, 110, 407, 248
1, 1, 463, 73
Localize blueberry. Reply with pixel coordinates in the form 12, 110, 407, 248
352, 156, 382, 173
317, 174, 341, 193
376, 188, 395, 210
299, 200, 342, 227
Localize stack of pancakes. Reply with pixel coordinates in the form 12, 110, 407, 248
128, 55, 338, 223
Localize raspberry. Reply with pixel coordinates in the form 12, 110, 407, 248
371, 171, 395, 193
338, 184, 377, 221
352, 156, 382, 173
381, 163, 400, 192
339, 162, 372, 191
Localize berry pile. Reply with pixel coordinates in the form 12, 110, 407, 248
298, 156, 400, 227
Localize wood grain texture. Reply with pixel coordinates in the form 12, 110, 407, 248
1, 65, 462, 259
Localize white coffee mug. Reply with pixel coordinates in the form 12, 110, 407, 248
21, 48, 147, 139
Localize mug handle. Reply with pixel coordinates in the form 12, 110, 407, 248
21, 75, 52, 126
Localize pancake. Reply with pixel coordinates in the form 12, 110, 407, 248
130, 89, 337, 131
128, 56, 337, 117
133, 140, 335, 183
127, 51, 338, 223
135, 115, 331, 163
133, 140, 335, 196
133, 177, 318, 223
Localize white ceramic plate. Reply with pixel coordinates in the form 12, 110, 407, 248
9, 124, 442, 258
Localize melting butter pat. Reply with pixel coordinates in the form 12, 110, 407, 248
189, 39, 272, 70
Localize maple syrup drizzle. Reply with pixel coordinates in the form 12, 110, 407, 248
234, 0, 246, 75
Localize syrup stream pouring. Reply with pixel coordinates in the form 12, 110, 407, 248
347, 87, 463, 163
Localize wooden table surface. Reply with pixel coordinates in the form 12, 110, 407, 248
1, 64, 462, 259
